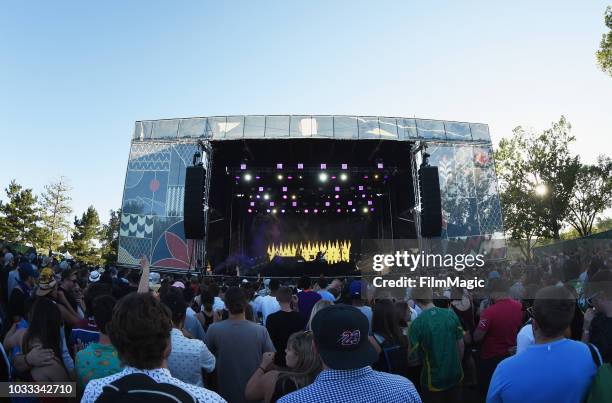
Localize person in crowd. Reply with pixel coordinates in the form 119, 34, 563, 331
450, 288, 477, 386
245, 331, 323, 402
205, 287, 275, 403
306, 299, 333, 331
161, 286, 216, 386
20, 298, 71, 381
210, 283, 226, 311
253, 278, 281, 325
179, 283, 207, 341
58, 268, 83, 318
7, 259, 27, 301
82, 292, 225, 402
278, 304, 421, 403
349, 280, 373, 331
487, 285, 600, 403
473, 278, 523, 397
75, 295, 122, 390
35, 267, 80, 327
317, 277, 335, 302
371, 299, 410, 377
196, 288, 216, 332
7, 262, 38, 323
296, 276, 321, 324
266, 286, 306, 367
582, 269, 612, 363
409, 287, 464, 403
69, 282, 112, 355
1, 250, 15, 305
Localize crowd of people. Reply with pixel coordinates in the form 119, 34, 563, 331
0, 243, 611, 403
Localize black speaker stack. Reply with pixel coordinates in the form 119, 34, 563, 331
183, 166, 206, 239
418, 166, 442, 237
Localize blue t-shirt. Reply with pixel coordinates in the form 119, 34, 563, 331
487, 339, 599, 403
318, 289, 336, 302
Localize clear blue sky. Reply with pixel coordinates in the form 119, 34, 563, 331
1, 1, 611, 223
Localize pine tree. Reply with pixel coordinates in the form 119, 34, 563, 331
0, 180, 41, 247
65, 206, 102, 266
39, 176, 73, 254
100, 209, 121, 266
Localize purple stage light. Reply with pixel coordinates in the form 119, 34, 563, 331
247, 209, 252, 213
266, 209, 270, 213
240, 164, 247, 170
304, 209, 309, 213
277, 163, 283, 169
371, 208, 375, 211
341, 163, 348, 170
314, 209, 318, 213
363, 175, 369, 179
292, 201, 297, 207
337, 208, 341, 213
258, 187, 263, 192
282, 186, 287, 192
256, 195, 261, 199
362, 194, 366, 198
368, 200, 373, 206
331, 176, 336, 180
250, 202, 255, 206
352, 208, 356, 212
235, 176, 240, 180
282, 195, 287, 199
335, 194, 340, 199
325, 201, 330, 207
281, 209, 285, 213
270, 202, 274, 206
320, 163, 327, 169
377, 162, 383, 169
335, 186, 340, 192
287, 176, 293, 180
256, 176, 261, 180
358, 185, 364, 191
348, 201, 353, 206
297, 163, 304, 169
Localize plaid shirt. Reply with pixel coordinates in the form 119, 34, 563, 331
278, 366, 422, 403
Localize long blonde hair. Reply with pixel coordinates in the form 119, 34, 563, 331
306, 299, 333, 330
277, 331, 322, 388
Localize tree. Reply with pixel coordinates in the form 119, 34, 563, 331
0, 180, 41, 247
39, 176, 73, 253
100, 209, 121, 266
65, 206, 102, 266
596, 6, 612, 76
495, 117, 580, 257
566, 155, 612, 237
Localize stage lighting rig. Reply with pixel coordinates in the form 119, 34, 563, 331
244, 173, 252, 182
319, 172, 329, 182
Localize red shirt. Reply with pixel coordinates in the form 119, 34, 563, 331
477, 298, 523, 359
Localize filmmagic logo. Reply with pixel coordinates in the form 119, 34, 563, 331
372, 251, 485, 272
372, 276, 486, 290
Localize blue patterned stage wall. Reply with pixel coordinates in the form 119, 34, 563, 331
118, 141, 202, 269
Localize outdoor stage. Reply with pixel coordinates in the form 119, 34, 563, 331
117, 115, 504, 274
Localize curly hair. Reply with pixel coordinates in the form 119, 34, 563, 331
109, 293, 172, 369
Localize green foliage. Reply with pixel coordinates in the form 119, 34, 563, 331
495, 117, 581, 259
100, 209, 121, 266
38, 176, 73, 253
566, 155, 612, 237
65, 206, 102, 266
0, 180, 42, 248
596, 6, 612, 76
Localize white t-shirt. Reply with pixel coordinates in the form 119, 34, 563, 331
253, 295, 280, 325
516, 323, 535, 354
168, 328, 216, 386
213, 296, 225, 311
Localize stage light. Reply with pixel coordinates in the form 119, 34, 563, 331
247, 209, 252, 213
256, 176, 261, 180
235, 176, 240, 180
277, 174, 283, 180
351, 208, 356, 212
348, 201, 353, 206
297, 163, 304, 169
371, 208, 375, 212
341, 163, 348, 170
266, 209, 271, 213
282, 186, 287, 192
256, 195, 261, 199
363, 175, 369, 179
277, 163, 283, 169
368, 200, 373, 206
362, 194, 366, 198
292, 201, 297, 207
282, 195, 287, 199
377, 162, 384, 169
263, 194, 270, 200
299, 175, 303, 179
331, 176, 337, 180
374, 174, 379, 179
244, 173, 252, 182
337, 208, 342, 213
325, 202, 330, 207
250, 202, 255, 206
304, 209, 309, 213
259, 187, 264, 192
320, 163, 327, 170
335, 186, 340, 192
319, 172, 328, 182
281, 209, 285, 213
291, 194, 296, 200
363, 207, 369, 213
272, 209, 277, 214
340, 173, 348, 181
287, 176, 293, 180
240, 163, 247, 170
335, 194, 340, 199
314, 209, 318, 213
270, 202, 274, 206
358, 186, 364, 191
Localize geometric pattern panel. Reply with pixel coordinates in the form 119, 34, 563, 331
117, 237, 152, 265
128, 142, 171, 171
166, 186, 185, 217
120, 213, 154, 238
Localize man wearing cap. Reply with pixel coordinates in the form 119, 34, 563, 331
7, 262, 38, 323
278, 304, 421, 403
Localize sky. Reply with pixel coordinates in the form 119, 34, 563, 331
1, 1, 611, 223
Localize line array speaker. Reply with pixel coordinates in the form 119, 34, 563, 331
419, 166, 442, 237
184, 165, 206, 239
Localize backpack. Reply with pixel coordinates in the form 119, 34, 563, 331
586, 343, 612, 403
372, 333, 410, 377
95, 373, 197, 403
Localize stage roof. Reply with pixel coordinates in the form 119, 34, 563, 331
133, 115, 490, 143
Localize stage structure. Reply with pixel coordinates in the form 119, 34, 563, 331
118, 115, 504, 274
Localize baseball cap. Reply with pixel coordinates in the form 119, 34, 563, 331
310, 304, 378, 370
19, 262, 39, 279
89, 270, 101, 283
36, 267, 58, 297
349, 280, 363, 298
171, 281, 185, 289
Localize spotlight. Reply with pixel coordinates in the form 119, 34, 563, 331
281, 209, 285, 213
291, 195, 296, 200
250, 202, 255, 206
277, 174, 283, 180
263, 194, 269, 200
377, 162, 384, 169
320, 163, 327, 169
340, 173, 348, 181
351, 208, 356, 212
247, 209, 252, 213
276, 163, 283, 169
368, 200, 373, 206
270, 202, 274, 207
348, 201, 353, 206
272, 209, 277, 214
341, 163, 348, 170
374, 174, 379, 179
266, 209, 270, 213
282, 186, 287, 192
240, 163, 247, 170
358, 186, 364, 191
363, 207, 369, 213
258, 187, 264, 192
337, 208, 342, 213
335, 186, 340, 192
244, 173, 252, 182
319, 172, 328, 182
325, 202, 330, 207
297, 163, 304, 169
304, 209, 309, 213
314, 209, 318, 213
